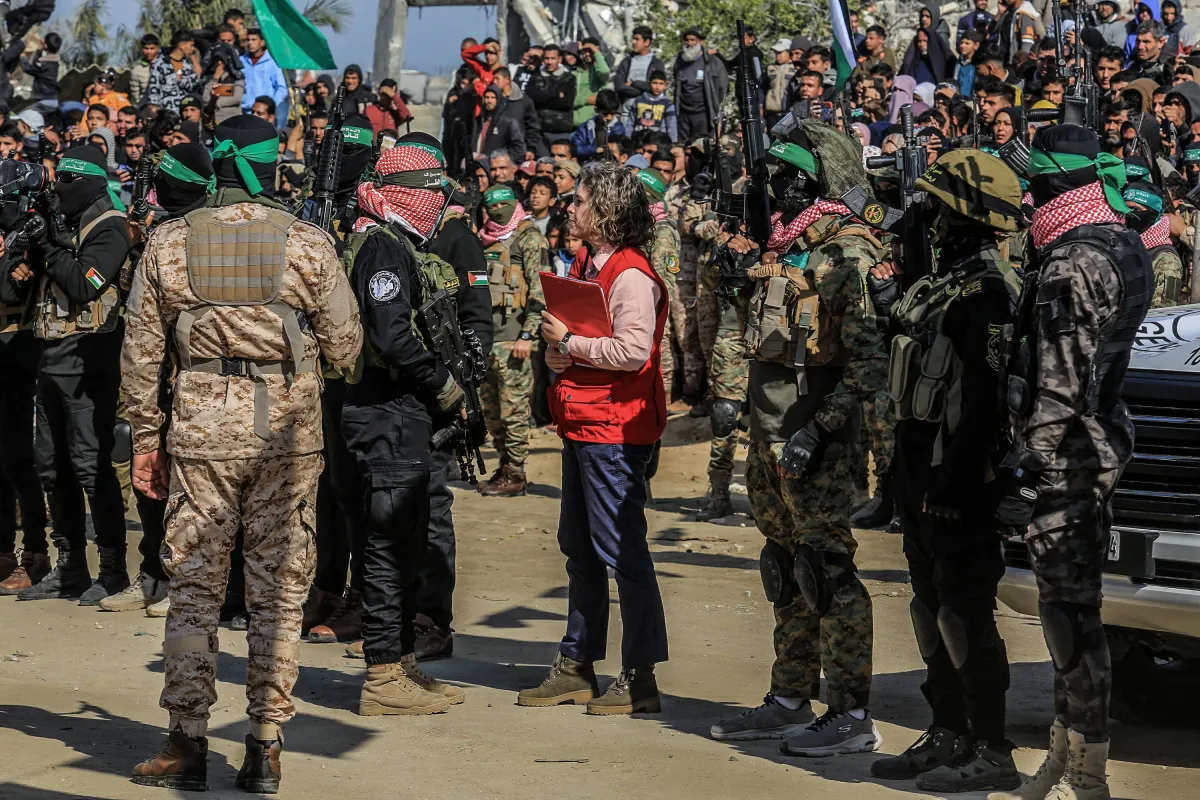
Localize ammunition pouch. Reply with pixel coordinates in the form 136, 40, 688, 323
759, 539, 796, 607
792, 544, 857, 617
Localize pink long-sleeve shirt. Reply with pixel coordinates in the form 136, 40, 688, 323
567, 248, 662, 371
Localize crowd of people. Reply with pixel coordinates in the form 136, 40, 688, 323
0, 0, 1193, 797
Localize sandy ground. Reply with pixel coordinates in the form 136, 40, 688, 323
2, 417, 1198, 800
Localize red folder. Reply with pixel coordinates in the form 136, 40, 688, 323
539, 272, 613, 338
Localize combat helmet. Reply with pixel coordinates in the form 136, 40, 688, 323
915, 149, 1023, 232
767, 114, 874, 202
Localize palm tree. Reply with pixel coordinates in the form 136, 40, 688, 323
64, 0, 110, 69
302, 0, 353, 34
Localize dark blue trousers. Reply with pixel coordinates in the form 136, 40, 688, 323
557, 439, 668, 667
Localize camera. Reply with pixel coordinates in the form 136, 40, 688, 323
0, 159, 50, 199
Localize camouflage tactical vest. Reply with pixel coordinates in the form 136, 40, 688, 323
339, 222, 460, 383
485, 221, 538, 312
33, 209, 124, 340
175, 206, 319, 440
743, 224, 879, 392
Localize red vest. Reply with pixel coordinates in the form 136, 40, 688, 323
549, 246, 668, 445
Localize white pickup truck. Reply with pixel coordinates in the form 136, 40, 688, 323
998, 303, 1200, 725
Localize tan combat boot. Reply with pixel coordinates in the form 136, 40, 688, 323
988, 719, 1069, 800
1044, 730, 1110, 800
477, 463, 528, 497
401, 653, 465, 705
131, 729, 209, 791
359, 662, 452, 716
517, 652, 600, 707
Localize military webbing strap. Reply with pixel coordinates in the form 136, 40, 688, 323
0, 302, 25, 333
74, 209, 126, 249
175, 302, 317, 440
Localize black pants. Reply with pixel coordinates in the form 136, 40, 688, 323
678, 111, 714, 144
35, 366, 126, 556
416, 447, 456, 630
0, 331, 46, 555
315, 379, 364, 595
343, 396, 432, 665
135, 489, 169, 581
894, 439, 1009, 744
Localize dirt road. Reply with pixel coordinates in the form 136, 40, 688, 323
2, 418, 1197, 799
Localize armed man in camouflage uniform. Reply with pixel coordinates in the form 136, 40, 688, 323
988, 126, 1151, 800
710, 119, 885, 755
639, 168, 680, 395
867, 150, 1023, 793
476, 185, 548, 497
125, 116, 363, 793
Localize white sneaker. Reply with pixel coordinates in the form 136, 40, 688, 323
146, 595, 171, 618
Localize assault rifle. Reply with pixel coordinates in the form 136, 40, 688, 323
1028, 0, 1099, 130
130, 156, 154, 225
311, 86, 348, 235
849, 104, 932, 287
422, 284, 487, 485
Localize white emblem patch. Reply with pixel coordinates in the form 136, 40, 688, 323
369, 271, 400, 302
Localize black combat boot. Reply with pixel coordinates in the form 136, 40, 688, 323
236, 734, 283, 794
79, 546, 131, 606
850, 476, 895, 530
17, 548, 92, 601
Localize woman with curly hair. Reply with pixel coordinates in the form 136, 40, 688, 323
518, 161, 670, 716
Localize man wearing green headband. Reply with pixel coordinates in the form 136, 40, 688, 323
126, 114, 363, 793
475, 181, 549, 498
991, 124, 1153, 800
1123, 180, 1185, 308
17, 145, 133, 608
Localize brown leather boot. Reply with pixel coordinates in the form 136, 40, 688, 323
0, 551, 52, 596
301, 586, 339, 636
0, 552, 15, 582
477, 463, 527, 497
131, 729, 208, 791
308, 589, 362, 643
235, 734, 283, 794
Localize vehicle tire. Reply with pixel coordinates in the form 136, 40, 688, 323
1108, 629, 1200, 727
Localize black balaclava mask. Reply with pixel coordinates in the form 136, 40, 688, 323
1123, 179, 1164, 232
212, 115, 279, 194
155, 142, 215, 217
931, 205, 997, 264
338, 113, 375, 196
56, 145, 108, 222
1028, 124, 1100, 207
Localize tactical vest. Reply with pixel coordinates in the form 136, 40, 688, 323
487, 221, 542, 341
175, 207, 319, 440
743, 225, 876, 392
33, 209, 124, 340
0, 301, 27, 335
889, 256, 1015, 464
1050, 227, 1152, 415
338, 222, 460, 383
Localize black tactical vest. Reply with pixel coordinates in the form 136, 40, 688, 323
1036, 224, 1152, 416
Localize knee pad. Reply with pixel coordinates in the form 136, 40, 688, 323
793, 545, 857, 617
760, 539, 796, 607
710, 398, 740, 438
937, 606, 970, 670
112, 418, 132, 464
909, 597, 942, 659
1039, 601, 1102, 673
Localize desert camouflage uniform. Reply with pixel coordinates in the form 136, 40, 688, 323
481, 219, 547, 469
745, 221, 887, 710
676, 199, 722, 398
122, 198, 362, 740
650, 217, 682, 395
1008, 223, 1150, 740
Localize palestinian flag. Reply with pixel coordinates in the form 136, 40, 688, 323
251, 0, 336, 70
830, 0, 856, 90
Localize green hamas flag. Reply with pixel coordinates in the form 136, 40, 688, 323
251, 0, 336, 70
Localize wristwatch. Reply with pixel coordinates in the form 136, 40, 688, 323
556, 332, 573, 355
518, 331, 534, 341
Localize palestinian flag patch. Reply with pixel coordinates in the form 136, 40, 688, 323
469, 271, 489, 287
84, 268, 105, 290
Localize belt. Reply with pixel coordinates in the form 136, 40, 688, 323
183, 356, 318, 439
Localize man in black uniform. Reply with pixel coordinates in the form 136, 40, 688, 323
415, 136, 494, 661
343, 137, 468, 714
17, 145, 132, 604
0, 184, 49, 596
868, 150, 1022, 792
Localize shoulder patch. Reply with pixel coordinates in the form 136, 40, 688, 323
469, 271, 489, 287
961, 278, 983, 297
666, 254, 680, 274
369, 270, 401, 303
986, 323, 1005, 372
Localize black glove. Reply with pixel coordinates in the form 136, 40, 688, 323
866, 271, 902, 322
924, 469, 961, 522
994, 448, 1047, 533
778, 421, 825, 478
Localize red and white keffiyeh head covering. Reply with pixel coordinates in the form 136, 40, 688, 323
355, 143, 447, 240
1140, 215, 1172, 250
650, 202, 668, 222
1029, 182, 1124, 249
480, 202, 528, 246
765, 200, 853, 254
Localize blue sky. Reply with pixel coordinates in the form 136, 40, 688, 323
50, 1, 497, 75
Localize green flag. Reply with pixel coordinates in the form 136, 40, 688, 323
251, 0, 336, 70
